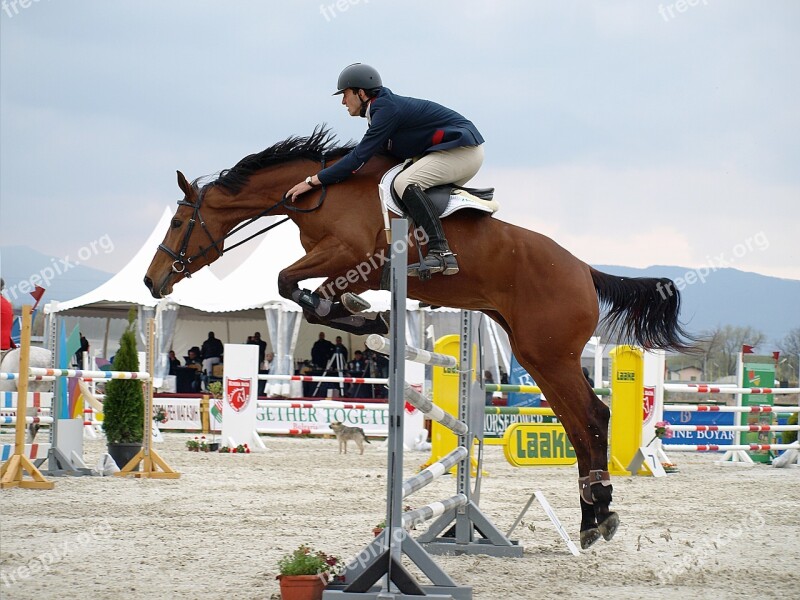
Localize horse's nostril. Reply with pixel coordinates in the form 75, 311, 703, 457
143, 276, 153, 290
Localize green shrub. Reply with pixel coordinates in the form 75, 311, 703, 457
102, 313, 144, 444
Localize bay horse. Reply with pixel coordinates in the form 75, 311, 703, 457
144, 127, 693, 548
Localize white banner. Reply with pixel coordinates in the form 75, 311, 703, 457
221, 344, 262, 449
154, 398, 202, 430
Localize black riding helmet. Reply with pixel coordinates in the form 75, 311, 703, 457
333, 63, 382, 95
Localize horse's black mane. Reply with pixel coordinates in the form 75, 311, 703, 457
210, 125, 355, 194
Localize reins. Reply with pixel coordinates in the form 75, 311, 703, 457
158, 157, 329, 277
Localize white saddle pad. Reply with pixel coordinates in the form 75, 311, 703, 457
378, 164, 499, 219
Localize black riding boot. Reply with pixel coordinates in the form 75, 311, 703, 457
401, 184, 459, 277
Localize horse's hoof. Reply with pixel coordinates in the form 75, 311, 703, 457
597, 512, 619, 541
580, 528, 602, 549
341, 293, 371, 314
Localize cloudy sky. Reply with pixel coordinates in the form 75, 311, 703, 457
1, 1, 798, 282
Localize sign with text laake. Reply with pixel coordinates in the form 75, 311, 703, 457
221, 344, 258, 448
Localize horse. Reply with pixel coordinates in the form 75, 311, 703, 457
144, 127, 694, 548
1, 347, 54, 442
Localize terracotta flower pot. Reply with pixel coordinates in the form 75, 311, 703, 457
277, 574, 326, 600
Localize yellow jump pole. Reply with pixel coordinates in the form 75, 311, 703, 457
0, 305, 54, 490
116, 318, 179, 479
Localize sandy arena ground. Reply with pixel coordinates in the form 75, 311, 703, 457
0, 433, 797, 600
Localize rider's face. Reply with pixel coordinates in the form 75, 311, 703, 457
342, 88, 363, 117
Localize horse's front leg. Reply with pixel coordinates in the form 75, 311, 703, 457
277, 237, 374, 320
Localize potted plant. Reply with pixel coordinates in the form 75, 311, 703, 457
372, 519, 386, 537
373, 506, 415, 536
276, 544, 342, 600
103, 310, 144, 470
219, 443, 250, 454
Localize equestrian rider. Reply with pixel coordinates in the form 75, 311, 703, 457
287, 63, 485, 277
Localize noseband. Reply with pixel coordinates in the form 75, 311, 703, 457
158, 158, 329, 278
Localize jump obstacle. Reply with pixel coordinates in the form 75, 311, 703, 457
323, 219, 521, 600
424, 344, 799, 475
0, 309, 179, 489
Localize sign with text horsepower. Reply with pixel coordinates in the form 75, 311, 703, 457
503, 423, 577, 467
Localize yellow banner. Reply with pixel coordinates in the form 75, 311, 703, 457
503, 422, 577, 467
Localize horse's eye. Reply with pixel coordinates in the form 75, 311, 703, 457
171, 219, 181, 229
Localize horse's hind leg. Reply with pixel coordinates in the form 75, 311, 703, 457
513, 352, 617, 548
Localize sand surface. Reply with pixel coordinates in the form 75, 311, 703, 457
0, 434, 797, 600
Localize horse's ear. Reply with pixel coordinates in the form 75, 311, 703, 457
177, 170, 193, 197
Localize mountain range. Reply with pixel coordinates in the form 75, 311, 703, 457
591, 264, 799, 347
1, 246, 797, 346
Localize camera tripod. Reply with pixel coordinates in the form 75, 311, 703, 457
313, 351, 347, 397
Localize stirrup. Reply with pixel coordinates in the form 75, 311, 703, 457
408, 251, 459, 278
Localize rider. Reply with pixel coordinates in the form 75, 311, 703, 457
287, 63, 485, 277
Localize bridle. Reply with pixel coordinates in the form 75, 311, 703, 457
158, 158, 329, 278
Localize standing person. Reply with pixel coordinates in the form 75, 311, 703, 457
253, 332, 267, 364
75, 333, 90, 367
333, 336, 349, 363
1, 278, 16, 355
347, 350, 370, 398
200, 332, 224, 388
311, 332, 335, 370
582, 367, 595, 388
168, 350, 181, 376
287, 63, 485, 277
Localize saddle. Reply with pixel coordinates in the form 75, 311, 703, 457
378, 164, 499, 220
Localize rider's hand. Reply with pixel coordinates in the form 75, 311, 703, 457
287, 181, 312, 202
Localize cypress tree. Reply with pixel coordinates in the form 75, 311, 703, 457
103, 311, 144, 444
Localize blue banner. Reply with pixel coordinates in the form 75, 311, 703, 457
662, 409, 735, 446
507, 354, 541, 407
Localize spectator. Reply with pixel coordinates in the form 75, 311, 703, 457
201, 331, 224, 382
185, 347, 202, 369
168, 350, 181, 376
311, 332, 335, 369
484, 370, 495, 406
251, 332, 268, 366
333, 335, 348, 362
348, 350, 371, 398
184, 346, 202, 392
257, 351, 274, 397
263, 351, 274, 373
582, 367, 595, 388
75, 333, 90, 367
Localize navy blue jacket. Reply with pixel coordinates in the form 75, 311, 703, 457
317, 87, 484, 185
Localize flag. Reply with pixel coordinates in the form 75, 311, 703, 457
30, 285, 45, 310
741, 344, 754, 354
773, 351, 780, 363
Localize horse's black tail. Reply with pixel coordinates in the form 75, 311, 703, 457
590, 268, 697, 353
